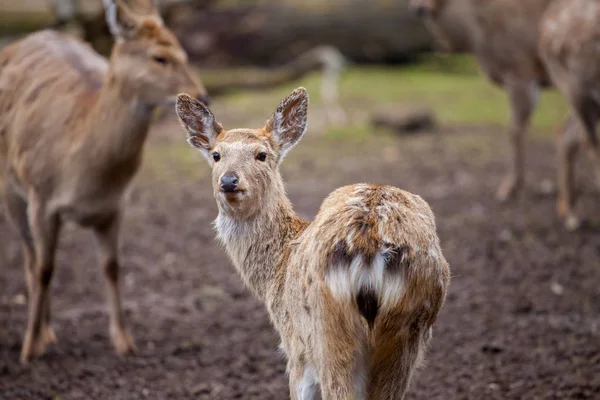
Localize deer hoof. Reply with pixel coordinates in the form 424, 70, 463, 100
111, 328, 138, 356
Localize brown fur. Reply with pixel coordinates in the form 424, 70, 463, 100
409, 0, 554, 201
539, 0, 600, 230
176, 88, 450, 399
0, 0, 207, 364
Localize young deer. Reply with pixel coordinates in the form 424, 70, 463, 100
539, 0, 600, 230
175, 88, 450, 399
408, 0, 554, 202
0, 0, 207, 363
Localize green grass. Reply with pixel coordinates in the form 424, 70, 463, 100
144, 54, 569, 180
222, 54, 569, 135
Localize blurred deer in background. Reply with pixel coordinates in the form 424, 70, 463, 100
175, 87, 450, 399
0, 0, 207, 363
539, 0, 600, 230
408, 0, 554, 202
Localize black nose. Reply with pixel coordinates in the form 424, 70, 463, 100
197, 94, 210, 106
220, 173, 239, 192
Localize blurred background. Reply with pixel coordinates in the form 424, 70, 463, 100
0, 0, 568, 134
2, 1, 599, 400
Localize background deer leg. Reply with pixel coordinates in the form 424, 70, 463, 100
497, 79, 538, 201
92, 212, 137, 355
556, 115, 583, 230
20, 195, 60, 364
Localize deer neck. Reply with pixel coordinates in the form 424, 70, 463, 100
215, 172, 308, 301
79, 68, 155, 169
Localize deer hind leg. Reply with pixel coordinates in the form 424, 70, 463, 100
368, 313, 429, 400
92, 212, 136, 356
20, 194, 61, 364
289, 358, 321, 400
556, 115, 583, 231
497, 79, 538, 202
2, 186, 57, 347
313, 299, 369, 400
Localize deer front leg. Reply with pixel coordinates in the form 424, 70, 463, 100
92, 212, 137, 356
497, 79, 538, 202
20, 195, 60, 364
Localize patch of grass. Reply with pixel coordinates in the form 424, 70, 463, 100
339, 56, 568, 130
217, 54, 568, 139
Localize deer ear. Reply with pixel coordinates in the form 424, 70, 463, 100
176, 94, 223, 162
103, 0, 142, 40
266, 87, 309, 161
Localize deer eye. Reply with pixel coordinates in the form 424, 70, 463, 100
212, 152, 221, 162
152, 55, 168, 65
257, 152, 267, 162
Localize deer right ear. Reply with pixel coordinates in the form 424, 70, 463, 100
176, 94, 223, 161
103, 0, 141, 40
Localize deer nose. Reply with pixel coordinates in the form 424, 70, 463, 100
196, 94, 210, 106
220, 173, 239, 192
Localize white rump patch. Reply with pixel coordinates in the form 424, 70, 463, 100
325, 251, 404, 312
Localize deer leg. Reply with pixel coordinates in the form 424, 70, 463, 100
556, 116, 583, 231
314, 301, 368, 400
497, 80, 538, 201
368, 314, 428, 400
3, 185, 58, 347
20, 195, 60, 364
289, 360, 321, 400
92, 212, 136, 355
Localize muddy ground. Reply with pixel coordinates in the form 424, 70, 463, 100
1, 110, 599, 400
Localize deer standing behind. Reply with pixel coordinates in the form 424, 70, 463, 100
0, 0, 207, 363
539, 0, 600, 230
175, 88, 450, 399
408, 0, 554, 202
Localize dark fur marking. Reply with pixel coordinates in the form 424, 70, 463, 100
384, 245, 409, 274
356, 288, 378, 329
328, 240, 353, 268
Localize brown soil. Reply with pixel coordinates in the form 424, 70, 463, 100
1, 115, 599, 400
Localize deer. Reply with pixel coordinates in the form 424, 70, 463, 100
175, 87, 451, 399
0, 0, 207, 364
408, 0, 555, 202
539, 0, 600, 230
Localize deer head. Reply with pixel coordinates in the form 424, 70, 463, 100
175, 87, 309, 218
103, 0, 209, 106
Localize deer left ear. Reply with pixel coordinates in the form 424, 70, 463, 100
266, 87, 309, 161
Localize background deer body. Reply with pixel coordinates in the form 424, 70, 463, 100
539, 0, 600, 230
0, 0, 206, 363
176, 88, 450, 399
410, 0, 553, 201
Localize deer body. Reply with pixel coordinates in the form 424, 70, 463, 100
176, 88, 450, 399
410, 0, 553, 201
0, 0, 207, 363
539, 0, 600, 230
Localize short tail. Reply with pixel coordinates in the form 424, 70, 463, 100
325, 241, 407, 329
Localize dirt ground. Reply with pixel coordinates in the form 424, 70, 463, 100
1, 110, 599, 400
